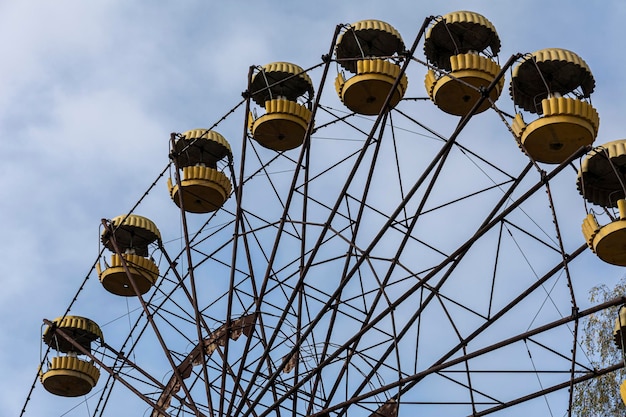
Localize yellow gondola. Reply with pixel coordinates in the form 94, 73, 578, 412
99, 214, 161, 296
613, 306, 626, 349
334, 20, 407, 115
579, 141, 626, 266
40, 316, 102, 397
423, 11, 502, 116
169, 129, 233, 212
510, 48, 598, 164
582, 199, 626, 266
248, 62, 314, 151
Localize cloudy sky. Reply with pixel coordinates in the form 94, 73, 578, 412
5, 1, 626, 416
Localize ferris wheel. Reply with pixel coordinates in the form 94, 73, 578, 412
23, 11, 626, 417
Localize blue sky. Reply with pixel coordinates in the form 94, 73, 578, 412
5, 1, 626, 416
